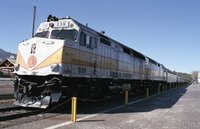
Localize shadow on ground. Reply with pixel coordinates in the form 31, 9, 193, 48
50, 84, 188, 115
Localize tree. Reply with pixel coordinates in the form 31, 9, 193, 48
191, 71, 199, 82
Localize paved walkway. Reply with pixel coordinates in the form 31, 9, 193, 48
0, 79, 13, 95
6, 84, 200, 129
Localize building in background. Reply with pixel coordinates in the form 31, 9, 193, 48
0, 58, 15, 77
198, 72, 200, 84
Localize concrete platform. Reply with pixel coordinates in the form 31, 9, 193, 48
6, 84, 200, 129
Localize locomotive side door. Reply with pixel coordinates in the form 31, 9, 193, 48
85, 34, 98, 77
90, 37, 98, 77
145, 57, 150, 80
112, 45, 119, 78
79, 32, 97, 77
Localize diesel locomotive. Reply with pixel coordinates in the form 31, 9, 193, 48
13, 15, 187, 108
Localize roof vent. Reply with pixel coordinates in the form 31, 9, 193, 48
65, 16, 71, 19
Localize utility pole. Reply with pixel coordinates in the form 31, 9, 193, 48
32, 6, 36, 37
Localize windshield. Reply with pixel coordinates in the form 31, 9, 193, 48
35, 31, 49, 38
50, 29, 78, 41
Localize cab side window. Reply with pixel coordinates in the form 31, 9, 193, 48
80, 31, 97, 49
80, 32, 86, 46
90, 37, 97, 48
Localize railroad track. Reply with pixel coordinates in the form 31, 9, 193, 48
0, 105, 21, 112
0, 94, 14, 100
0, 98, 15, 104
0, 106, 44, 121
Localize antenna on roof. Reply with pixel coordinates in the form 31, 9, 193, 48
101, 31, 105, 34
86, 23, 88, 27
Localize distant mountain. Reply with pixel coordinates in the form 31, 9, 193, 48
0, 48, 16, 63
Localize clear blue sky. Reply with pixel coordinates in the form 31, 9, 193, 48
0, 0, 199, 74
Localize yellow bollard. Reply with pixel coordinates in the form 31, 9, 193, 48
125, 91, 128, 105
158, 86, 160, 94
146, 88, 149, 98
71, 97, 77, 122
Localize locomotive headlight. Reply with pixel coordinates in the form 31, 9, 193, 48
14, 64, 20, 71
49, 22, 54, 28
51, 64, 60, 72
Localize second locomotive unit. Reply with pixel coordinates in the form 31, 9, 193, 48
13, 15, 186, 108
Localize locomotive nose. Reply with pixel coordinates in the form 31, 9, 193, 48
15, 37, 64, 75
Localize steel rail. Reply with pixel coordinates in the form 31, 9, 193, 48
0, 107, 43, 121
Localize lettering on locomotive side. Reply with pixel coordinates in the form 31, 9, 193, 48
110, 71, 122, 78
123, 73, 132, 78
78, 67, 86, 74
110, 71, 132, 78
63, 67, 72, 74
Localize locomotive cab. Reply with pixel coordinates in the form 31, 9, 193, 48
13, 16, 82, 108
